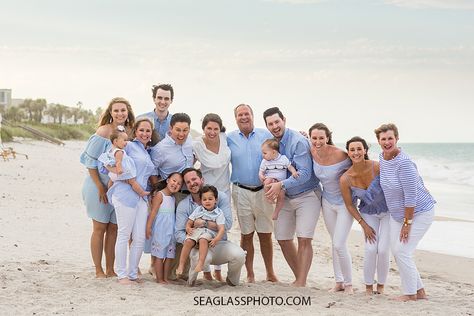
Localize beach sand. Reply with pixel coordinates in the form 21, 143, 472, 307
1, 140, 473, 315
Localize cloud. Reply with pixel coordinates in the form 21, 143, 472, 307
384, 0, 474, 10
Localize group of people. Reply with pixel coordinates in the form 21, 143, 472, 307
80, 83, 436, 301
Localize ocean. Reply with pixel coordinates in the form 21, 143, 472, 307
349, 143, 474, 259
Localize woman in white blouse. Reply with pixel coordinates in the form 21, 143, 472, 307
193, 113, 231, 282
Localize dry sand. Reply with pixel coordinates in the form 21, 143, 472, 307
1, 140, 473, 315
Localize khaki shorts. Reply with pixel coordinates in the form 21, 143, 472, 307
232, 184, 274, 235
274, 189, 322, 240
186, 228, 215, 243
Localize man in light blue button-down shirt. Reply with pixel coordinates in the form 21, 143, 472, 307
227, 104, 278, 283
264, 106, 322, 288
137, 84, 174, 141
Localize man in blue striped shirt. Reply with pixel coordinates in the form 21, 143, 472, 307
264, 106, 321, 287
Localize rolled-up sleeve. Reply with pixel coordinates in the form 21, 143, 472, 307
282, 141, 312, 190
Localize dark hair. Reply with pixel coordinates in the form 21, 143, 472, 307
131, 117, 160, 146
170, 112, 191, 127
150, 172, 183, 196
374, 123, 399, 140
199, 185, 218, 199
98, 97, 135, 129
263, 107, 285, 124
346, 136, 369, 160
308, 123, 334, 145
182, 167, 203, 179
152, 84, 174, 100
262, 138, 279, 151
233, 104, 253, 117
202, 113, 226, 132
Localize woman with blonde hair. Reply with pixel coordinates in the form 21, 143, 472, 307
80, 97, 135, 278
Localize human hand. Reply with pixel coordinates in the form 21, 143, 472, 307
116, 166, 123, 175
98, 185, 108, 204
265, 182, 282, 201
209, 238, 220, 247
362, 222, 376, 243
399, 224, 411, 243
291, 171, 299, 178
186, 227, 195, 236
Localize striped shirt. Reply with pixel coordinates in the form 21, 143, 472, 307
379, 150, 436, 222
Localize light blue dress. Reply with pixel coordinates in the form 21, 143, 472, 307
80, 134, 116, 224
351, 175, 389, 215
97, 147, 137, 181
150, 191, 176, 259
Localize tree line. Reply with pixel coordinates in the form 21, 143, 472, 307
0, 99, 101, 124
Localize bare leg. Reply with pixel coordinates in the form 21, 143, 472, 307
203, 272, 213, 280
213, 269, 223, 282
149, 256, 156, 278
195, 239, 209, 273
278, 239, 298, 279
263, 178, 276, 204
154, 257, 166, 284
176, 239, 196, 276
104, 223, 117, 277
293, 237, 313, 287
257, 232, 278, 282
272, 190, 285, 220
91, 220, 107, 278
241, 232, 255, 283
163, 259, 171, 283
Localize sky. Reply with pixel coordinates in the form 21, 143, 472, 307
1, 0, 473, 142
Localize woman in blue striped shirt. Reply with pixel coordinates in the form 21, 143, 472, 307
375, 123, 436, 301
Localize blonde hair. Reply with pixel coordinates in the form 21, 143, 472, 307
374, 123, 399, 140
262, 138, 280, 151
98, 97, 135, 129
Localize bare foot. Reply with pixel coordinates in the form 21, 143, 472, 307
148, 266, 156, 278
157, 279, 169, 284
213, 271, 223, 282
376, 284, 385, 295
291, 280, 306, 287
266, 273, 279, 282
203, 272, 213, 281
118, 278, 135, 285
344, 285, 354, 294
246, 275, 255, 283
391, 295, 417, 302
365, 285, 374, 295
417, 289, 428, 300
328, 283, 345, 292
95, 271, 107, 279
130, 278, 143, 284
106, 271, 117, 278
194, 263, 204, 273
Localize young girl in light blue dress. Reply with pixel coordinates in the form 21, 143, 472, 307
98, 126, 149, 197
145, 172, 183, 284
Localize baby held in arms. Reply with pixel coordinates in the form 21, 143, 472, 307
176, 185, 226, 276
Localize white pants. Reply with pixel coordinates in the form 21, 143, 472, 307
361, 212, 390, 285
188, 240, 246, 286
390, 208, 434, 295
113, 197, 148, 280
322, 198, 353, 285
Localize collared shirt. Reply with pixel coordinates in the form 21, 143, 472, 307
279, 128, 320, 198
227, 128, 273, 186
189, 206, 226, 225
150, 132, 193, 179
175, 190, 232, 244
137, 110, 172, 141
107, 139, 157, 208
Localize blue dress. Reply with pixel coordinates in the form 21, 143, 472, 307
351, 174, 388, 215
150, 191, 176, 259
98, 147, 137, 181
80, 134, 116, 224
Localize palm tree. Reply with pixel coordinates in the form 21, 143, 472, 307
19, 99, 34, 121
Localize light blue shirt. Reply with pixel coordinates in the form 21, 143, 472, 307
189, 206, 226, 226
107, 139, 157, 208
150, 132, 193, 179
279, 128, 320, 198
137, 110, 172, 141
175, 190, 232, 244
227, 128, 273, 186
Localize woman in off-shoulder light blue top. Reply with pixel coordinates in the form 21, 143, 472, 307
340, 136, 390, 295
309, 123, 353, 293
80, 97, 135, 278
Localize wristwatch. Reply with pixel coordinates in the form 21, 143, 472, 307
281, 182, 286, 191
203, 220, 208, 228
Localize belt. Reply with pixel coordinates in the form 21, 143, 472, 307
234, 183, 264, 192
